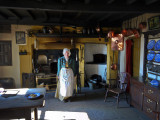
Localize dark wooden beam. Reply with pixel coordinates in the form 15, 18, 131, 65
97, 14, 111, 22
145, 0, 158, 5
0, 0, 160, 13
107, 0, 115, 4
37, 0, 43, 2
127, 0, 137, 5
106, 14, 128, 23
26, 10, 36, 20
85, 14, 96, 21
62, 0, 67, 4
85, 0, 90, 4
8, 9, 22, 19
0, 11, 8, 19
74, 12, 82, 19
43, 11, 49, 20
59, 12, 63, 22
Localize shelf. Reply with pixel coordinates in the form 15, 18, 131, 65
147, 61, 160, 64
149, 37, 160, 39
86, 62, 106, 65
36, 77, 57, 79
148, 71, 160, 76
147, 50, 160, 52
85, 62, 106, 65
35, 33, 106, 38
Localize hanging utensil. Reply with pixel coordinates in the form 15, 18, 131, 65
111, 51, 117, 70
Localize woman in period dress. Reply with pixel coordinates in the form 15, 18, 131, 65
55, 48, 75, 102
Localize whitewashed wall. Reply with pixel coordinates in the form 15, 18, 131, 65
0, 25, 31, 88
84, 43, 107, 81
120, 38, 127, 72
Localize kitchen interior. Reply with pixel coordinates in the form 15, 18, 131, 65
0, 0, 160, 120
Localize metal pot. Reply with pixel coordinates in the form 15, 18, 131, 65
111, 64, 117, 70
110, 51, 117, 70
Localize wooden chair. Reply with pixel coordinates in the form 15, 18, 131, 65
104, 72, 131, 107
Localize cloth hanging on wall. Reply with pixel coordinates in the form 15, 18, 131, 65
126, 39, 133, 75
126, 39, 133, 92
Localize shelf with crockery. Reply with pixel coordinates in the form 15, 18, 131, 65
147, 39, 160, 62
146, 38, 160, 83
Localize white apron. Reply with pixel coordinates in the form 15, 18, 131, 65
59, 68, 74, 97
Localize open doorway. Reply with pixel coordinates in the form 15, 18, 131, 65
84, 43, 107, 89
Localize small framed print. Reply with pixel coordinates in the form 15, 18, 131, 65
16, 31, 26, 45
148, 16, 160, 30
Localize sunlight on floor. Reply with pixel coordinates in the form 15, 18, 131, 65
38, 110, 90, 120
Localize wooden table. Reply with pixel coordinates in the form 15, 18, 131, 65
0, 88, 46, 120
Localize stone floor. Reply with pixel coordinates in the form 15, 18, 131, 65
37, 87, 151, 120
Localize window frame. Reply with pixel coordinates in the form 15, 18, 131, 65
0, 40, 12, 66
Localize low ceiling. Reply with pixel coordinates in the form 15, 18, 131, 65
0, 0, 160, 27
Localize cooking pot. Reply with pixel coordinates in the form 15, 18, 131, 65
110, 51, 117, 70
111, 64, 117, 70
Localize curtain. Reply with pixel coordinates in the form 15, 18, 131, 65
126, 39, 133, 92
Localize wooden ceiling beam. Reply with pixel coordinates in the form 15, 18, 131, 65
85, 14, 97, 21
74, 12, 82, 19
26, 10, 36, 20
62, 0, 67, 4
97, 14, 111, 22
106, 14, 128, 23
59, 12, 63, 22
0, 0, 160, 13
107, 0, 115, 4
43, 11, 49, 21
127, 0, 137, 5
85, 0, 90, 4
145, 0, 158, 5
8, 9, 22, 19
0, 11, 8, 19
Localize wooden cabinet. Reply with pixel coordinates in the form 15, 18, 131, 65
143, 85, 159, 120
130, 79, 144, 110
130, 78, 160, 120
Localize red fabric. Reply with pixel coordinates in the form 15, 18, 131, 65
126, 39, 133, 93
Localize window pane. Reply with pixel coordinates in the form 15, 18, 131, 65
0, 41, 12, 66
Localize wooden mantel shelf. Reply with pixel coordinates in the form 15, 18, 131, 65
34, 33, 106, 38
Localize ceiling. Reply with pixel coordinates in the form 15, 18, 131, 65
0, 0, 160, 27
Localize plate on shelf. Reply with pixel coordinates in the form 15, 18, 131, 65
147, 40, 155, 50
155, 40, 160, 50
155, 52, 160, 62
147, 51, 155, 61
25, 93, 43, 100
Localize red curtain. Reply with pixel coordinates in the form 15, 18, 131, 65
126, 39, 133, 92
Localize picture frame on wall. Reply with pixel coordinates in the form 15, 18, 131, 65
16, 31, 26, 45
148, 16, 160, 30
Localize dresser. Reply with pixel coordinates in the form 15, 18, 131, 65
130, 77, 160, 120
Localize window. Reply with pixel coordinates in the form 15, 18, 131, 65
0, 41, 12, 66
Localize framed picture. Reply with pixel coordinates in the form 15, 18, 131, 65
16, 31, 26, 45
148, 16, 160, 30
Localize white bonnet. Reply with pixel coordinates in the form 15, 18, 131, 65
63, 48, 71, 56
